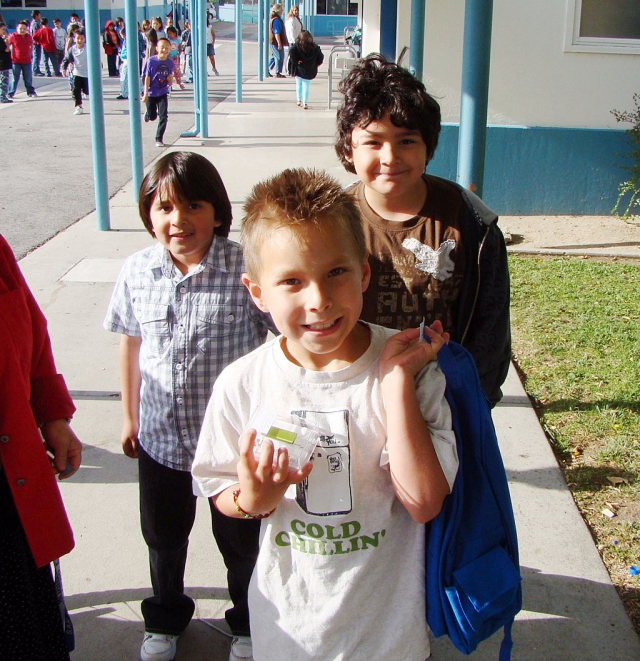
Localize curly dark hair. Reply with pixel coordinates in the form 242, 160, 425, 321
335, 54, 441, 174
138, 151, 232, 238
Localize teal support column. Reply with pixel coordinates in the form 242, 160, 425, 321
456, 0, 493, 197
124, 0, 143, 200
408, 0, 425, 80
181, 0, 201, 135
380, 0, 397, 62
236, 0, 242, 101
263, 0, 270, 78
197, 0, 208, 137
84, 0, 110, 230
257, 0, 264, 80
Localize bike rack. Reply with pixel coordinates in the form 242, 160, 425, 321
327, 44, 359, 109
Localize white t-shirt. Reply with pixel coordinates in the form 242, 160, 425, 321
193, 323, 458, 661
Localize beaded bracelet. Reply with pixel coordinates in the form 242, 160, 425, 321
233, 489, 276, 520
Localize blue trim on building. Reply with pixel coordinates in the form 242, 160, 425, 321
218, 5, 355, 35
429, 125, 634, 215
305, 15, 357, 37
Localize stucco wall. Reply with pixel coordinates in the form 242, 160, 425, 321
365, 0, 640, 130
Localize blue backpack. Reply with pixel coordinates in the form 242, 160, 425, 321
425, 340, 522, 660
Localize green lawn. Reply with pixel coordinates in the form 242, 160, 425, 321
509, 255, 640, 632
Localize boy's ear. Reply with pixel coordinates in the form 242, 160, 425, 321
241, 273, 270, 313
361, 253, 371, 292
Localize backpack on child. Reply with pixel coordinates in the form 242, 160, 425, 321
425, 339, 522, 660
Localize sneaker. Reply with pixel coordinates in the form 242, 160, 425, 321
144, 112, 150, 123
116, 94, 127, 99
213, 68, 219, 76
1, 98, 12, 104
7, 92, 14, 98
74, 106, 83, 115
229, 636, 253, 661
27, 92, 37, 98
155, 140, 164, 148
180, 83, 186, 90
140, 633, 178, 661
303, 104, 308, 109
296, 100, 301, 106
276, 73, 286, 78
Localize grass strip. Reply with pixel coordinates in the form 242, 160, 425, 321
509, 255, 640, 634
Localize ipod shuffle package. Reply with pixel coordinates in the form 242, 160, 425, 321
249, 409, 324, 470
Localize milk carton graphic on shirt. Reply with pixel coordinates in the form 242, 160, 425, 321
294, 409, 352, 516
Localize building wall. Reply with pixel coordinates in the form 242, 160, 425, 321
360, 0, 639, 214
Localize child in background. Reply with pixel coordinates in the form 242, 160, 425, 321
33, 18, 61, 77
0, 23, 12, 103
62, 29, 88, 115
52, 18, 67, 73
166, 26, 185, 90
287, 29, 323, 109
104, 151, 273, 661
142, 36, 174, 148
180, 20, 192, 83
7, 20, 36, 98
151, 16, 165, 40
335, 54, 511, 405
64, 22, 81, 92
192, 167, 458, 661
116, 26, 128, 99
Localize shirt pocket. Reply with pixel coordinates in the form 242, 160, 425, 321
137, 304, 171, 356
196, 304, 245, 353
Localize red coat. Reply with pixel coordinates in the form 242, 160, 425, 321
0, 235, 76, 568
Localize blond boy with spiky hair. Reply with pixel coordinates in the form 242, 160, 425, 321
193, 168, 458, 661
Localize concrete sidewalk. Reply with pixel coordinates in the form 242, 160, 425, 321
15, 35, 640, 661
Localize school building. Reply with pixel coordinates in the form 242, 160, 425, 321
3, 0, 637, 214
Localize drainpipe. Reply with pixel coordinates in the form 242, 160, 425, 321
408, 0, 425, 80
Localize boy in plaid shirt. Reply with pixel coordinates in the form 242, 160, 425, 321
104, 152, 272, 661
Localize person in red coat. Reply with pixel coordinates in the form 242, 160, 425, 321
103, 19, 120, 77
0, 233, 82, 661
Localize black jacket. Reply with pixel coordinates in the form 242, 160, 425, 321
454, 184, 511, 406
287, 43, 324, 80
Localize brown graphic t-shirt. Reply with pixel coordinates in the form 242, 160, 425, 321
352, 174, 466, 338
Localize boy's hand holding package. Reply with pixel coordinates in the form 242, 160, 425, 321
218, 428, 313, 518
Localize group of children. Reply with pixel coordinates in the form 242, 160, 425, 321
104, 53, 510, 661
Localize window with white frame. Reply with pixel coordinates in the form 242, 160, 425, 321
565, 0, 640, 54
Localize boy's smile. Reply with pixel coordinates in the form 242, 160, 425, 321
243, 220, 371, 371
149, 195, 220, 274
348, 113, 429, 220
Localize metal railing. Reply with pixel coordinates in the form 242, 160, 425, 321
327, 44, 359, 109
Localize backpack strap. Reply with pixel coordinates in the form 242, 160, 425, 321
499, 620, 514, 661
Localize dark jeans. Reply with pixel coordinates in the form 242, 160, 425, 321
10, 63, 35, 96
72, 76, 88, 107
32, 43, 42, 74
145, 94, 169, 142
138, 447, 260, 637
42, 51, 60, 76
106, 52, 118, 77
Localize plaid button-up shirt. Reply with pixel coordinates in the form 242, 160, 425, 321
104, 237, 272, 470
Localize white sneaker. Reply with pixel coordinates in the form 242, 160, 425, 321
74, 106, 83, 115
229, 635, 253, 661
140, 632, 178, 661
155, 141, 165, 148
